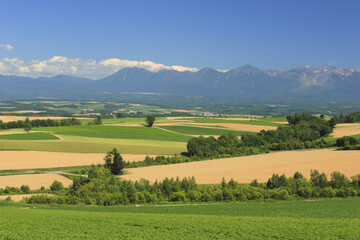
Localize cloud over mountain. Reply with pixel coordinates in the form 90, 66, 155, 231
0, 56, 199, 79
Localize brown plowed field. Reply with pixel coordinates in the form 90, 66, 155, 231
121, 149, 360, 184
0, 174, 72, 189
332, 123, 360, 138
0, 151, 153, 170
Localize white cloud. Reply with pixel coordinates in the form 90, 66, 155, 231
0, 56, 199, 79
99, 58, 199, 73
0, 44, 14, 51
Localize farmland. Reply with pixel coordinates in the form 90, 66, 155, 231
0, 103, 359, 240
0, 151, 155, 170
122, 149, 360, 184
332, 123, 360, 138
0, 174, 72, 189
0, 132, 59, 140
0, 199, 360, 239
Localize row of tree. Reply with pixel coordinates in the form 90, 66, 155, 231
186, 113, 334, 159
330, 111, 360, 124
23, 167, 360, 206
335, 136, 360, 150
0, 117, 82, 130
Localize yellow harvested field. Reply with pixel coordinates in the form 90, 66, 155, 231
273, 121, 288, 124
196, 122, 277, 132
332, 123, 360, 138
155, 122, 276, 132
0, 174, 72, 189
11, 110, 45, 114
0, 194, 54, 201
0, 115, 86, 123
122, 149, 360, 184
0, 151, 153, 170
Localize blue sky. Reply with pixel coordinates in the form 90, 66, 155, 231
0, 0, 359, 78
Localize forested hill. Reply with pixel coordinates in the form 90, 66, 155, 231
0, 65, 359, 101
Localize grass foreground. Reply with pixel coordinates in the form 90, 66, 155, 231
0, 199, 359, 239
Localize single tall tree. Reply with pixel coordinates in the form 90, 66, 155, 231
145, 115, 155, 127
23, 117, 32, 133
104, 148, 125, 175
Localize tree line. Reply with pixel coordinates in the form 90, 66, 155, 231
329, 111, 360, 124
22, 167, 360, 206
187, 113, 334, 159
0, 117, 82, 130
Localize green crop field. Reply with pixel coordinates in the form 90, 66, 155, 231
186, 118, 282, 127
159, 125, 256, 136
0, 132, 59, 140
0, 138, 186, 154
259, 116, 288, 122
33, 125, 191, 142
0, 199, 359, 239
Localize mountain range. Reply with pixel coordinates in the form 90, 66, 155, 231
0, 65, 359, 101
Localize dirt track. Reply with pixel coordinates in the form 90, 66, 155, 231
0, 174, 72, 189
0, 151, 153, 170
121, 149, 360, 184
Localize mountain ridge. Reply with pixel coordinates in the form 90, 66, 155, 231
0, 64, 359, 101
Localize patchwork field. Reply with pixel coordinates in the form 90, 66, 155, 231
0, 199, 359, 239
0, 151, 154, 170
122, 149, 360, 184
0, 174, 72, 189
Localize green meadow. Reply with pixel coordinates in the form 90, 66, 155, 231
33, 125, 191, 142
0, 199, 359, 239
159, 125, 256, 136
0, 132, 59, 140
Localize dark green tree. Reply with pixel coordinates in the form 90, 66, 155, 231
104, 148, 125, 175
145, 115, 155, 127
24, 117, 32, 133
21, 185, 30, 193
50, 180, 64, 191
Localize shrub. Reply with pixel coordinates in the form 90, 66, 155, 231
170, 191, 186, 202
50, 180, 64, 191
21, 185, 30, 194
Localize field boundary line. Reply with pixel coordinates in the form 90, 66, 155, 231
153, 126, 193, 137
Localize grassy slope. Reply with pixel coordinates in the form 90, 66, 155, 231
33, 125, 191, 142
0, 124, 189, 154
0, 132, 59, 140
0, 199, 359, 239
160, 125, 256, 136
